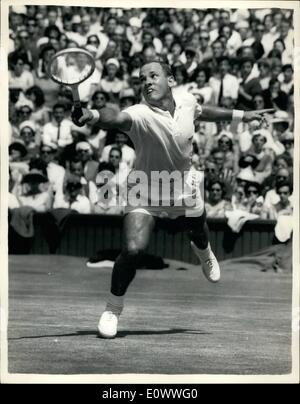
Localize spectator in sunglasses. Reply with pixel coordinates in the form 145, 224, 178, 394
205, 180, 232, 218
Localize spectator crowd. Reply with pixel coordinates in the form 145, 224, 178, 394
8, 6, 294, 236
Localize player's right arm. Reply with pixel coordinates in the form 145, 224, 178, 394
75, 107, 132, 132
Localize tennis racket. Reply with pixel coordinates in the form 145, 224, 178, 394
48, 48, 96, 127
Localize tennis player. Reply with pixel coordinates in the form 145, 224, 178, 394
75, 61, 273, 338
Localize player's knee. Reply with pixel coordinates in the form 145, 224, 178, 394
124, 243, 145, 259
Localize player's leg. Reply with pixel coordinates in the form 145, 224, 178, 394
111, 212, 156, 296
98, 212, 156, 338
184, 210, 220, 283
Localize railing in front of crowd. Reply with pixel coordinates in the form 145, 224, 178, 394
8, 213, 277, 263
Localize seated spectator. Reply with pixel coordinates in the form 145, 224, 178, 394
239, 130, 273, 183
9, 167, 21, 209
262, 78, 289, 111
119, 88, 136, 110
18, 167, 53, 212
236, 57, 262, 110
42, 103, 73, 151
9, 141, 29, 195
19, 120, 41, 160
188, 66, 214, 105
108, 147, 130, 183
53, 175, 91, 213
257, 59, 271, 90
263, 180, 293, 220
8, 52, 34, 92
33, 44, 61, 108
167, 41, 184, 65
205, 180, 232, 218
216, 131, 236, 171
75, 141, 99, 182
244, 182, 265, 216
280, 131, 294, 158
14, 96, 35, 126
171, 63, 190, 97
211, 148, 226, 176
25, 85, 51, 126
101, 131, 136, 169
253, 93, 266, 110
270, 110, 291, 143
193, 118, 218, 159
209, 56, 239, 105
278, 64, 293, 95
183, 47, 198, 78
231, 184, 249, 212
98, 58, 128, 102
92, 162, 125, 215
40, 142, 65, 197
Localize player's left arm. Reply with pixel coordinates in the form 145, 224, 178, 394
200, 105, 275, 125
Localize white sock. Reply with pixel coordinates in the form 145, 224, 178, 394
106, 292, 124, 315
191, 241, 212, 261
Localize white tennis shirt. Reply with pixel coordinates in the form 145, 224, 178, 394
124, 91, 202, 174
122, 92, 204, 211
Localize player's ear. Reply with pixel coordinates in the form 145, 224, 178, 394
167, 75, 176, 88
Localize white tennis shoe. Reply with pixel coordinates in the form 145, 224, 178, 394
98, 310, 120, 339
191, 241, 220, 283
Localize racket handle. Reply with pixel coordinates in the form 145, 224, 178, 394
72, 105, 85, 127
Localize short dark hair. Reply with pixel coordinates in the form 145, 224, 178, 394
109, 146, 122, 158
276, 180, 293, 194
53, 102, 66, 111
140, 60, 173, 77
282, 64, 293, 72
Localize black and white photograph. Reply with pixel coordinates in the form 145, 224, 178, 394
0, 0, 299, 384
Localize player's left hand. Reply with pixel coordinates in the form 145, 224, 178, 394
243, 109, 275, 127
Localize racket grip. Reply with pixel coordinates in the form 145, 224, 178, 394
72, 105, 85, 127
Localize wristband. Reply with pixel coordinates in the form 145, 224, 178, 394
232, 109, 244, 123
90, 109, 100, 124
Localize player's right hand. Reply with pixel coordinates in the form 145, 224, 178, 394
71, 108, 93, 126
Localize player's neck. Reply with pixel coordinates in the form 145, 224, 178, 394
157, 94, 176, 116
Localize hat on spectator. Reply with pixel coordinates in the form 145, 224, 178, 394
15, 97, 34, 111
85, 45, 98, 55
22, 169, 48, 184
106, 58, 120, 69
185, 46, 197, 56
271, 110, 290, 124
71, 123, 91, 136
41, 141, 58, 151
76, 141, 92, 152
115, 25, 125, 35
217, 130, 233, 141
11, 6, 27, 14
281, 131, 294, 141
129, 17, 142, 28
237, 167, 260, 184
19, 120, 36, 133
131, 69, 140, 79
9, 141, 27, 157
235, 20, 249, 30
119, 88, 135, 100
252, 129, 268, 140
72, 15, 81, 24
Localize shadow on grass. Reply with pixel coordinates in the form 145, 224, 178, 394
9, 328, 212, 340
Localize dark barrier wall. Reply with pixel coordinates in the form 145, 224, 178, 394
22, 213, 277, 263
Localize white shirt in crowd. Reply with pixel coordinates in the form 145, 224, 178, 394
101, 144, 136, 169
53, 193, 91, 213
46, 162, 65, 197
209, 73, 240, 104
42, 119, 73, 148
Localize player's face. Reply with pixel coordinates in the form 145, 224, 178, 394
140, 63, 172, 105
